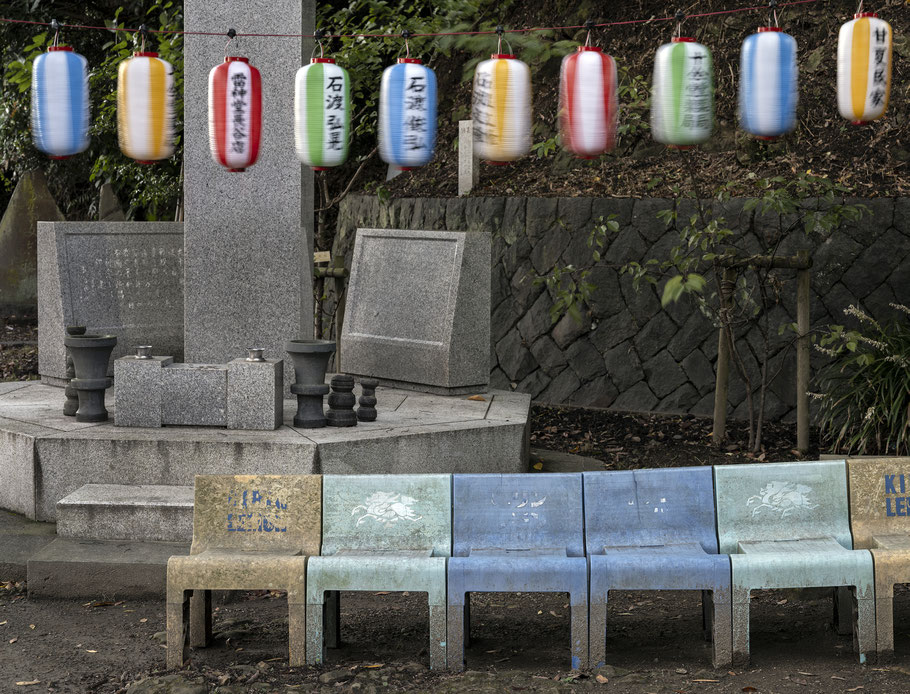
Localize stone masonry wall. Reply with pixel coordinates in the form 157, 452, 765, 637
332, 196, 910, 421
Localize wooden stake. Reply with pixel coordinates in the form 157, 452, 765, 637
796, 250, 811, 454
712, 267, 737, 446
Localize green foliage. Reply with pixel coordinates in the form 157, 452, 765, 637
815, 305, 910, 455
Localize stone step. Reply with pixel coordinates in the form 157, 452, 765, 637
27, 537, 189, 599
56, 484, 194, 543
0, 510, 57, 582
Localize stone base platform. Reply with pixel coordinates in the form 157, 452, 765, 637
0, 380, 530, 522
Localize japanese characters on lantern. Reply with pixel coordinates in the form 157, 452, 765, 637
472, 54, 531, 163
739, 27, 798, 138
31, 46, 90, 158
559, 46, 618, 158
295, 58, 351, 170
651, 37, 714, 148
837, 12, 892, 124
209, 57, 262, 172
117, 52, 176, 163
378, 58, 437, 169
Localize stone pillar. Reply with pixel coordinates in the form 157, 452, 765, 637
183, 0, 315, 386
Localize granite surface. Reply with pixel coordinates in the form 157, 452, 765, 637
114, 356, 173, 428
161, 364, 228, 427
341, 228, 491, 394
183, 0, 315, 395
227, 358, 283, 430
37, 221, 184, 384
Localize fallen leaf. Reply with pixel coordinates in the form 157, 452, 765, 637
15, 681, 40, 687
776, 599, 788, 605
595, 674, 609, 684
86, 649, 97, 653
742, 688, 757, 692
831, 676, 846, 680
467, 395, 486, 402
693, 680, 719, 683
798, 672, 815, 676
532, 462, 544, 470
0, 621, 6, 626
139, 618, 148, 623
374, 592, 390, 596
485, 649, 500, 654
28, 625, 34, 630
9, 637, 18, 644
549, 611, 560, 617
365, 663, 384, 669
847, 688, 863, 692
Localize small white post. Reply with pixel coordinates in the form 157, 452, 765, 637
458, 120, 479, 196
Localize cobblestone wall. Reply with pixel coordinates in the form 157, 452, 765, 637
333, 196, 910, 421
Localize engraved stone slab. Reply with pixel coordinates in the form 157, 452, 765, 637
37, 221, 184, 385
227, 358, 283, 431
161, 364, 228, 427
341, 229, 490, 395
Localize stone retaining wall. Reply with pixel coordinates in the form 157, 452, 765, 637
332, 195, 909, 420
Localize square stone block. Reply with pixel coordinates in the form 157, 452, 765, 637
341, 228, 490, 395
227, 358, 283, 431
161, 364, 228, 427
114, 356, 173, 428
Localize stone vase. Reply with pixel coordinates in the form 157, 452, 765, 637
64, 333, 117, 423
285, 339, 336, 428
63, 326, 87, 416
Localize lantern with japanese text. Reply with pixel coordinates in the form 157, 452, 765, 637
31, 46, 90, 159
472, 54, 531, 163
739, 27, 798, 138
209, 56, 262, 172
559, 46, 618, 158
838, 12, 892, 124
117, 52, 175, 163
651, 38, 714, 148
295, 58, 351, 170
378, 59, 437, 169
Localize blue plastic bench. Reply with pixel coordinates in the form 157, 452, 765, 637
584, 467, 732, 667
447, 473, 588, 670
714, 460, 875, 664
305, 474, 451, 669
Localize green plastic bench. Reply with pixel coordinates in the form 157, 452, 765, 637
714, 460, 874, 664
305, 474, 451, 669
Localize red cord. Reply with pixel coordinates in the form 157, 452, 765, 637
0, 0, 819, 39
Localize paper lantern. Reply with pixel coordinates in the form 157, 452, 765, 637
559, 46, 618, 158
295, 58, 351, 170
378, 59, 437, 169
31, 46, 90, 159
117, 52, 175, 163
651, 38, 714, 148
472, 54, 531, 163
209, 57, 262, 172
739, 28, 798, 139
838, 12, 892, 124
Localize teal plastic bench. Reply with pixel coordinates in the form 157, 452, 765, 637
305, 474, 451, 669
714, 460, 875, 664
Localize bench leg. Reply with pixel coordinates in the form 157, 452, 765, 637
325, 590, 341, 649
189, 589, 212, 648
732, 585, 751, 666
569, 590, 588, 670
464, 595, 471, 648
306, 599, 324, 666
166, 590, 190, 669
855, 593, 875, 664
446, 594, 466, 672
876, 582, 894, 662
288, 599, 306, 667
711, 593, 733, 668
589, 591, 607, 669
835, 586, 853, 635
702, 590, 713, 641
429, 604, 447, 670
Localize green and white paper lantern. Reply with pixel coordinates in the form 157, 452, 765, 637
295, 58, 351, 170
651, 37, 714, 148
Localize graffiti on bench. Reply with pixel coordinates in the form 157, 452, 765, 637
747, 481, 819, 519
226, 489, 289, 532
884, 474, 910, 516
351, 491, 423, 526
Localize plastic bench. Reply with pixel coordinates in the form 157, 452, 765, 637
714, 460, 874, 664
305, 474, 451, 669
847, 456, 910, 658
447, 473, 588, 671
584, 467, 732, 668
166, 474, 322, 667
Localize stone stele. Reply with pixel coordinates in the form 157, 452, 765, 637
341, 228, 491, 395
37, 221, 184, 385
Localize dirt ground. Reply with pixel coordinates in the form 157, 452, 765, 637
5, 584, 910, 693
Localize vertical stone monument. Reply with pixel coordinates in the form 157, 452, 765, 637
183, 0, 316, 388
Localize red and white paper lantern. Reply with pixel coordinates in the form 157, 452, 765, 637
559, 46, 618, 158
208, 56, 262, 172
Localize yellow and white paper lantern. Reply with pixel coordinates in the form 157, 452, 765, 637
117, 51, 175, 163
837, 12, 892, 124
471, 53, 531, 163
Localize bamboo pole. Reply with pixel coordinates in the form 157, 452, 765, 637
796, 250, 811, 454
712, 267, 737, 446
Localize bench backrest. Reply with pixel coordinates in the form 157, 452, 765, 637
453, 473, 584, 557
847, 457, 910, 549
583, 467, 719, 554
190, 474, 322, 555
714, 460, 852, 554
321, 474, 452, 557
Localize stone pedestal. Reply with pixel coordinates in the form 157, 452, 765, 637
183, 0, 316, 393
114, 355, 174, 428
227, 358, 283, 431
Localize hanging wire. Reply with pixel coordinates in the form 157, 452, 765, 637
583, 19, 594, 47
49, 18, 60, 46
768, 0, 780, 27
137, 23, 148, 52
0, 0, 821, 39
311, 28, 326, 59
674, 10, 686, 38
224, 27, 237, 57
855, 1, 864, 15
402, 28, 411, 59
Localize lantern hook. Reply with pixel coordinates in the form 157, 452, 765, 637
312, 28, 326, 60
674, 10, 686, 39
138, 24, 149, 53
50, 19, 61, 47
855, 0, 864, 14
224, 28, 237, 57
494, 25, 513, 55
584, 19, 595, 47
768, 0, 779, 28
396, 29, 412, 60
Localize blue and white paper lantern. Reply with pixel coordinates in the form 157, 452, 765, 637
31, 46, 90, 158
378, 58, 437, 169
739, 27, 798, 138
